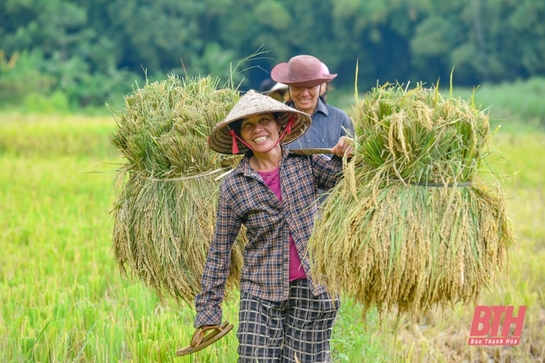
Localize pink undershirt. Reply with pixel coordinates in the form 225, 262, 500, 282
257, 167, 306, 282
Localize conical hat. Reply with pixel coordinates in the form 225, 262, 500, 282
208, 90, 311, 154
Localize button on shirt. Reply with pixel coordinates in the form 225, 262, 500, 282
194, 147, 344, 328
284, 97, 354, 150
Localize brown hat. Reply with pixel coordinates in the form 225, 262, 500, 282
271, 55, 337, 88
208, 90, 311, 154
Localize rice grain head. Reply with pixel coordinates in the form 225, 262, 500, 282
110, 75, 244, 304
309, 82, 516, 317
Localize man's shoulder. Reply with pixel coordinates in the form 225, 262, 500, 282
322, 103, 351, 122
326, 103, 348, 115
316, 98, 345, 114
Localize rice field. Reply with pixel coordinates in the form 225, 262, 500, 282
0, 113, 543, 362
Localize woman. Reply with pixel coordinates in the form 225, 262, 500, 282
195, 90, 352, 363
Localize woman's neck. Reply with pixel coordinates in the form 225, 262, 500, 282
249, 147, 282, 172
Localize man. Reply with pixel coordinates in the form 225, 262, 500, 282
271, 55, 354, 151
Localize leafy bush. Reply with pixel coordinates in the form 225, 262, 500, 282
22, 90, 71, 114
0, 49, 143, 114
0, 50, 55, 107
453, 77, 545, 130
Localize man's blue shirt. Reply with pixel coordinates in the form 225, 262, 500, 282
284, 97, 354, 150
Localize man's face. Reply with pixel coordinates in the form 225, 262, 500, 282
289, 85, 321, 114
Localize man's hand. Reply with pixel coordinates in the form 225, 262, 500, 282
330, 136, 354, 157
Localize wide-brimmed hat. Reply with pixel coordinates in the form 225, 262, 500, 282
321, 62, 330, 76
208, 90, 311, 154
271, 55, 337, 88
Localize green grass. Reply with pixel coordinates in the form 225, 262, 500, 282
453, 77, 545, 132
1, 113, 543, 362
0, 115, 393, 362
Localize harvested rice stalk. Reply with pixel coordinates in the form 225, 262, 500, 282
110, 74, 244, 305
309, 82, 516, 316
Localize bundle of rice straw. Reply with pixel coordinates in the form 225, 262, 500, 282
309, 82, 516, 316
110, 74, 244, 304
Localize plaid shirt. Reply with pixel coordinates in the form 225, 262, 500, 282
194, 147, 344, 327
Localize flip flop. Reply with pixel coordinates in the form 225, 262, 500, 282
175, 321, 234, 356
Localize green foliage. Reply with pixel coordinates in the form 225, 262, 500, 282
253, 1, 291, 30
181, 42, 244, 84
410, 0, 545, 84
0, 48, 141, 112
412, 17, 458, 58
65, 66, 138, 109
23, 90, 71, 114
1, 0, 545, 112
451, 77, 545, 131
103, 0, 205, 72
0, 0, 88, 55
0, 50, 55, 107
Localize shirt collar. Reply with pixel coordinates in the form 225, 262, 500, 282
315, 97, 329, 116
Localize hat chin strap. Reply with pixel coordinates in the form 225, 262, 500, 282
228, 117, 295, 155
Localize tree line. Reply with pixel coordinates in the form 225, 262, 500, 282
1, 0, 544, 111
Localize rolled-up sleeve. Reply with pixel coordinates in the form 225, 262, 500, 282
312, 154, 344, 190
194, 183, 241, 328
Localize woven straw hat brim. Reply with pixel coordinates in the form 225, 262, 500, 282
208, 90, 311, 154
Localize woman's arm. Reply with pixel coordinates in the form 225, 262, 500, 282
194, 183, 241, 328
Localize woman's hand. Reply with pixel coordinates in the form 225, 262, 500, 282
330, 136, 354, 157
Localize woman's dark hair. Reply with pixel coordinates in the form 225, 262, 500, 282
229, 119, 242, 136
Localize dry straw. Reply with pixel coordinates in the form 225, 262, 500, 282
110, 75, 244, 305
309, 82, 516, 316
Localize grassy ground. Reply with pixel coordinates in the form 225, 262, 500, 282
0, 113, 543, 362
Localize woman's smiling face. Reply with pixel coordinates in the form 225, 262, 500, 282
239, 112, 281, 153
